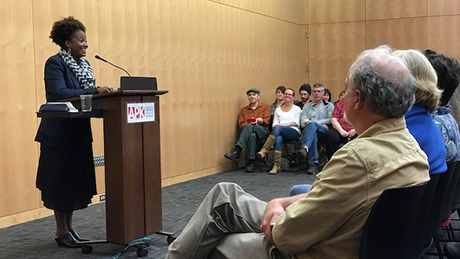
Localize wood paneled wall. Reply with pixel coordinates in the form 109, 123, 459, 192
0, 0, 306, 227
307, 0, 460, 102
1, 0, 460, 227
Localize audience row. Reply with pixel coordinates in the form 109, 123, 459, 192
167, 45, 444, 259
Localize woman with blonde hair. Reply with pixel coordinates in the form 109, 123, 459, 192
392, 49, 447, 174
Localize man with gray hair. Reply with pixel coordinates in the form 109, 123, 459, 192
165, 46, 429, 259
296, 83, 334, 174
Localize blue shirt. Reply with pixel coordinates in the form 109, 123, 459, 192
405, 105, 447, 174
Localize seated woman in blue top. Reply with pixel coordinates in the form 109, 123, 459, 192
392, 49, 447, 174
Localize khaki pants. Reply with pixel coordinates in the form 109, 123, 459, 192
165, 183, 289, 259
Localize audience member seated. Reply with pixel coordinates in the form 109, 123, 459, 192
424, 50, 460, 163
269, 86, 286, 133
290, 95, 355, 196
296, 83, 334, 174
449, 83, 460, 127
294, 83, 311, 109
425, 50, 460, 237
325, 98, 356, 160
224, 88, 271, 172
393, 49, 447, 174
257, 88, 301, 174
323, 88, 331, 102
333, 90, 346, 105
286, 83, 311, 167
165, 45, 430, 259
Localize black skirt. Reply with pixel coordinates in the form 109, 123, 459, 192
36, 143, 97, 212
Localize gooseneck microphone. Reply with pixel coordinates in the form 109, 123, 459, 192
95, 55, 131, 77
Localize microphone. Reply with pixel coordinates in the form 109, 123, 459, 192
95, 55, 131, 77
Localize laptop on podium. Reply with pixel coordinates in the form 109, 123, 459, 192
120, 76, 157, 90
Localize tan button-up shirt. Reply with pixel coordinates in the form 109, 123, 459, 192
272, 117, 430, 259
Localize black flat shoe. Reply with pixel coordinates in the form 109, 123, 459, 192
69, 229, 90, 242
55, 232, 82, 248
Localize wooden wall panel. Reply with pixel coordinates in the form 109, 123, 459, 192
299, 0, 308, 25
366, 18, 429, 51
366, 0, 427, 20
309, 0, 365, 24
218, 0, 300, 23
428, 0, 460, 16
97, 0, 150, 87
150, 0, 306, 180
0, 0, 38, 217
428, 16, 460, 61
309, 22, 365, 98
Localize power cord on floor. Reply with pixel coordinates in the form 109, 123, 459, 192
111, 237, 151, 259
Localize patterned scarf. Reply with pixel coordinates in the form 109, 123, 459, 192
58, 49, 96, 91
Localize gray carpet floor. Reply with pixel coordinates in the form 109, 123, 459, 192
0, 167, 316, 259
0, 166, 453, 259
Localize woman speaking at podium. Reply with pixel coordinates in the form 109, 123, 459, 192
35, 16, 114, 248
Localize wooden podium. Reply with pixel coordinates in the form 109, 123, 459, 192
38, 90, 168, 245
96, 90, 167, 244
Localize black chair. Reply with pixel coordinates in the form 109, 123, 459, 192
451, 164, 460, 216
405, 173, 440, 259
359, 183, 427, 259
440, 162, 460, 241
421, 163, 457, 258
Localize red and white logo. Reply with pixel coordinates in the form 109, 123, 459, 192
128, 106, 146, 119
127, 103, 155, 123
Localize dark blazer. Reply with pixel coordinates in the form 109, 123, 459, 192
35, 54, 97, 148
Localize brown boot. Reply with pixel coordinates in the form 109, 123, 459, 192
269, 150, 282, 174
257, 135, 276, 159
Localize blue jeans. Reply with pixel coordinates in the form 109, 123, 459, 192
301, 121, 328, 164
289, 184, 312, 196
270, 126, 300, 151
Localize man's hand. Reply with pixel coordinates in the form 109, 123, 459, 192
322, 124, 329, 130
260, 198, 286, 244
347, 129, 356, 137
339, 129, 348, 137
304, 120, 311, 126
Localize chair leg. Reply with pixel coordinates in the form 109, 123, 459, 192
449, 223, 456, 241
434, 235, 444, 259
446, 226, 453, 241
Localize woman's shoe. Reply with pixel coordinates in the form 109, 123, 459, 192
269, 163, 281, 174
69, 229, 90, 242
55, 232, 82, 248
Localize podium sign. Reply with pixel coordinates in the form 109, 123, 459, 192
127, 102, 155, 123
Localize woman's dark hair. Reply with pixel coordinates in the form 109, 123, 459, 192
276, 85, 286, 93
49, 16, 86, 49
423, 49, 460, 106
285, 88, 295, 97
324, 88, 332, 98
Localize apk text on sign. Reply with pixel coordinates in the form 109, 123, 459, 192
127, 103, 155, 123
